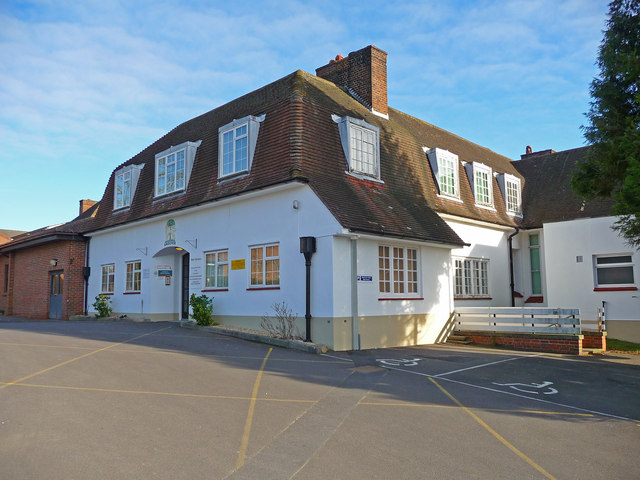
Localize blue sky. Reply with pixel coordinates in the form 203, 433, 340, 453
0, 0, 609, 232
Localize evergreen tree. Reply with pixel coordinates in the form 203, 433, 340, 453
572, 0, 640, 247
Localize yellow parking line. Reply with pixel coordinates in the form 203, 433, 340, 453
0, 326, 172, 390
0, 342, 96, 350
430, 377, 557, 480
1, 381, 315, 403
236, 347, 272, 470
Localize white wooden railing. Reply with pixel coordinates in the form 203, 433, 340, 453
453, 307, 581, 335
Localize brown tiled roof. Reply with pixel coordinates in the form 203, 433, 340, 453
0, 203, 98, 252
513, 146, 614, 228
76, 70, 534, 247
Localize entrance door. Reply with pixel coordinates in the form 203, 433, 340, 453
49, 270, 64, 319
181, 253, 190, 319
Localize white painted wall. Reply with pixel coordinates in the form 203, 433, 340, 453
86, 184, 343, 322
446, 219, 513, 307
543, 216, 640, 323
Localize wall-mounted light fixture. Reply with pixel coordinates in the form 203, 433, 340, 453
50, 259, 58, 267
293, 200, 300, 210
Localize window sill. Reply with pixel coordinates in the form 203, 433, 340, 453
594, 286, 638, 292
247, 287, 280, 291
99, 292, 114, 296
201, 288, 229, 292
436, 193, 463, 203
123, 291, 141, 295
475, 204, 496, 211
378, 297, 424, 301
345, 171, 384, 184
218, 171, 249, 183
152, 190, 186, 203
524, 296, 544, 303
454, 297, 492, 301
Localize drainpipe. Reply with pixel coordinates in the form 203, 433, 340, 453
83, 238, 91, 315
300, 237, 316, 342
507, 227, 519, 307
350, 237, 360, 350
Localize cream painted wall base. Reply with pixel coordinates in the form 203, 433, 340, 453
605, 320, 640, 344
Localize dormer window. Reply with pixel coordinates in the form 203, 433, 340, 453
426, 148, 460, 199
154, 140, 201, 198
114, 164, 143, 210
332, 115, 381, 180
218, 114, 265, 179
497, 173, 522, 215
464, 162, 494, 208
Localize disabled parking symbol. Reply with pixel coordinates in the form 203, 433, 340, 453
492, 381, 558, 395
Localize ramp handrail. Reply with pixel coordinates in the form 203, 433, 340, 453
453, 307, 581, 335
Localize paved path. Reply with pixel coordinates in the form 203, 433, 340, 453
1, 319, 638, 479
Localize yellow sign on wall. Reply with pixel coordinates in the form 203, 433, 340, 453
231, 259, 246, 270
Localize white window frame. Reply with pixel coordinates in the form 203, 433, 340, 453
113, 164, 143, 210
454, 257, 489, 298
101, 264, 115, 294
204, 249, 229, 289
593, 254, 636, 288
425, 148, 460, 200
154, 141, 201, 198
378, 245, 420, 296
249, 243, 279, 288
218, 115, 265, 180
504, 174, 522, 215
156, 147, 186, 197
473, 163, 493, 207
333, 115, 381, 181
115, 169, 131, 209
125, 260, 142, 293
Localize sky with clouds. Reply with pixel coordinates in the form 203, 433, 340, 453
1, 0, 609, 231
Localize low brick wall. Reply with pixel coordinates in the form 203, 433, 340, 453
457, 330, 583, 355
582, 330, 607, 350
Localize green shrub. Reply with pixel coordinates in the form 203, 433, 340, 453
189, 293, 215, 326
92, 294, 113, 318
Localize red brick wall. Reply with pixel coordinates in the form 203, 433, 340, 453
8, 240, 86, 319
316, 45, 388, 115
462, 331, 583, 355
0, 254, 10, 314
582, 331, 607, 349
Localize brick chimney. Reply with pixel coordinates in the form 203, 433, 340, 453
316, 45, 388, 117
79, 199, 97, 215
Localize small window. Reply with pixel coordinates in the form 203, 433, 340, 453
379, 245, 419, 295
474, 165, 492, 206
463, 162, 494, 207
101, 264, 115, 293
454, 257, 489, 298
426, 148, 460, 199
114, 164, 143, 210
218, 115, 265, 179
594, 254, 635, 287
529, 234, 542, 295
333, 115, 381, 180
125, 261, 141, 292
154, 141, 201, 198
115, 170, 131, 209
205, 250, 229, 288
157, 149, 185, 196
250, 243, 279, 287
505, 176, 521, 215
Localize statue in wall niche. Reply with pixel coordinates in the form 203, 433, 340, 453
165, 219, 176, 246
